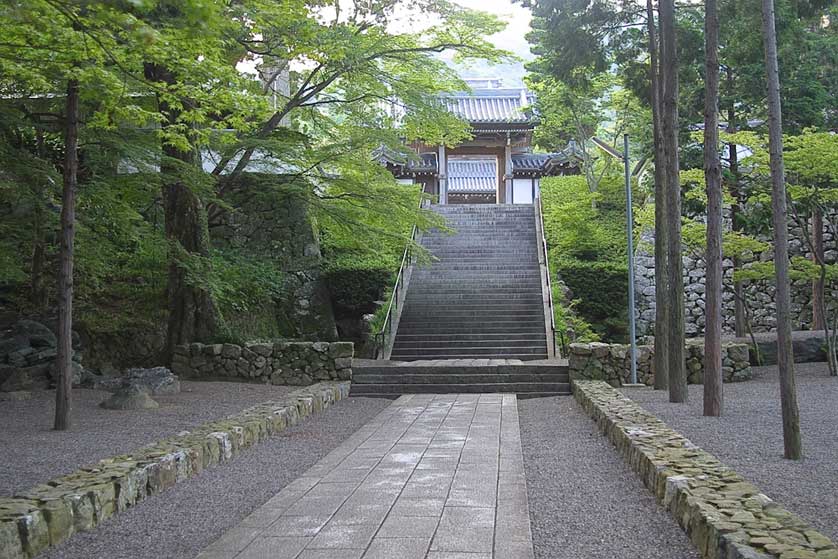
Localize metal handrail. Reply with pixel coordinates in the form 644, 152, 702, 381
374, 198, 426, 359
536, 195, 559, 358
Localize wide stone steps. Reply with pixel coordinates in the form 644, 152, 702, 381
350, 362, 570, 397
395, 332, 546, 341
393, 338, 546, 350
390, 346, 547, 359
384, 203, 550, 373
395, 325, 546, 335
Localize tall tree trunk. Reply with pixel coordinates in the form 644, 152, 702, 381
31, 130, 48, 310
660, 0, 687, 402
144, 64, 221, 361
54, 79, 79, 431
648, 0, 669, 391
761, 0, 802, 460
812, 208, 825, 330
726, 69, 747, 338
703, 0, 723, 417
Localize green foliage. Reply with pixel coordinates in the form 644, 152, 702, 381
540, 175, 626, 261
0, 0, 507, 349
540, 175, 633, 341
554, 259, 628, 341
552, 282, 600, 345
322, 253, 396, 315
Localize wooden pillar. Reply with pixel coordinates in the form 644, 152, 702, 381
438, 144, 447, 205
504, 136, 513, 204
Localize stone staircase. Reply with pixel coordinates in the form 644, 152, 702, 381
350, 204, 569, 397
351, 360, 570, 398
392, 204, 549, 361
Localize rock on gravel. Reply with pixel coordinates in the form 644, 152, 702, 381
39, 396, 391, 559
99, 384, 159, 410
518, 396, 700, 559
624, 362, 838, 543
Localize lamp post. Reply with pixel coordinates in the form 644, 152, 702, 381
590, 135, 638, 384
623, 134, 638, 385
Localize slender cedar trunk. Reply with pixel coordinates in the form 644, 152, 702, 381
726, 70, 747, 338
31, 130, 48, 309
648, 0, 669, 390
703, 0, 723, 416
144, 64, 221, 362
660, 0, 687, 402
812, 208, 825, 330
54, 79, 79, 431
761, 0, 802, 459
31, 203, 47, 309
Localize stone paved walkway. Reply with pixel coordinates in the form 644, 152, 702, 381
197, 394, 534, 559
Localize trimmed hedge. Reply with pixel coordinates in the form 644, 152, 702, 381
555, 258, 628, 340
322, 253, 394, 315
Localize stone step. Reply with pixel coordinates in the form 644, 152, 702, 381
390, 346, 547, 358
399, 311, 546, 320
352, 372, 570, 384
394, 335, 546, 347
395, 327, 546, 336
396, 321, 546, 331
387, 354, 549, 361
395, 332, 547, 341
405, 300, 544, 311
348, 382, 569, 396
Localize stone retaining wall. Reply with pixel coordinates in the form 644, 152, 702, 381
171, 341, 353, 385
0, 382, 350, 559
568, 340, 752, 387
634, 223, 838, 337
573, 380, 837, 559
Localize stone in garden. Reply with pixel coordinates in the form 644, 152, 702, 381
93, 367, 179, 395
0, 390, 31, 401
0, 364, 51, 392
100, 384, 159, 410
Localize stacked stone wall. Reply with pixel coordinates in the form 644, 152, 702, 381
568, 341, 751, 386
635, 218, 838, 337
171, 341, 352, 385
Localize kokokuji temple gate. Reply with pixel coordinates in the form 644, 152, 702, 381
377, 77, 583, 204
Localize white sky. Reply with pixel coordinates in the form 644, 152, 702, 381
239, 0, 534, 86
449, 0, 533, 86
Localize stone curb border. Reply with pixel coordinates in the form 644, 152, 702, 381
573, 380, 837, 559
0, 381, 351, 559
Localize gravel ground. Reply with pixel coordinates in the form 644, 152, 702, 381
624, 362, 838, 542
0, 381, 297, 496
40, 396, 391, 559
519, 396, 700, 559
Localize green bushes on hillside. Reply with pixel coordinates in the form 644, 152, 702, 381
541, 175, 633, 342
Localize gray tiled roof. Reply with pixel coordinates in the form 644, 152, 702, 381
443, 88, 535, 124
511, 153, 552, 171
374, 146, 437, 173
448, 159, 497, 192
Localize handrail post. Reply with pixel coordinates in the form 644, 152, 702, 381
374, 195, 426, 360
535, 195, 559, 358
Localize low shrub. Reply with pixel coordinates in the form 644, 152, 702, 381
554, 257, 628, 341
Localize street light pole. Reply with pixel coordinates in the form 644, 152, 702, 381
624, 134, 638, 384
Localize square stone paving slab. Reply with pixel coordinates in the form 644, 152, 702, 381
197, 394, 534, 558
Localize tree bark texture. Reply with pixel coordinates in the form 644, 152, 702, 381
660, 0, 687, 402
812, 208, 825, 330
761, 0, 802, 459
648, 0, 669, 391
703, 0, 723, 417
144, 64, 221, 362
54, 79, 79, 431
